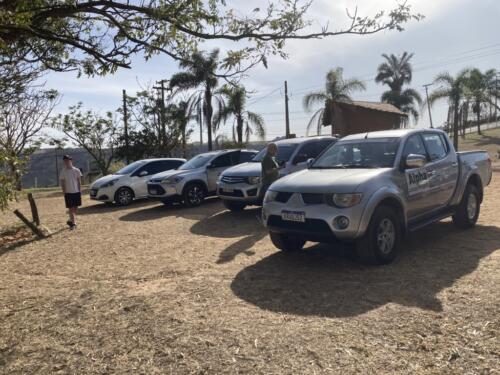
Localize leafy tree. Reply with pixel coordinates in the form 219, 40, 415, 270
303, 67, 366, 135
427, 70, 469, 150
375, 52, 422, 126
52, 103, 120, 175
215, 85, 265, 144
116, 90, 184, 159
0, 88, 59, 189
0, 150, 21, 211
170, 49, 223, 151
0, 1, 423, 76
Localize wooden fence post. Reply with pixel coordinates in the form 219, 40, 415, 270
27, 193, 40, 226
13, 209, 45, 238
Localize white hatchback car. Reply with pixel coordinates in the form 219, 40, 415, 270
90, 158, 186, 205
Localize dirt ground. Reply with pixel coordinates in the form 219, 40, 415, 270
1, 173, 499, 374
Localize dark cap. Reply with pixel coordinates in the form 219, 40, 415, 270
62, 155, 72, 160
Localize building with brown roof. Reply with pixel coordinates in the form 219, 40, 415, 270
323, 100, 408, 136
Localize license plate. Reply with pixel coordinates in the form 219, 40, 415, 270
223, 187, 233, 193
149, 189, 157, 195
281, 210, 305, 222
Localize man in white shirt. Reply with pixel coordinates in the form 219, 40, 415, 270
60, 155, 82, 229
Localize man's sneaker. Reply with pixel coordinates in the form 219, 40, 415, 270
69, 223, 77, 230
66, 220, 73, 228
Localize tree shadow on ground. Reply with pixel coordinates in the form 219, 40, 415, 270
231, 222, 500, 318
0, 227, 66, 257
190, 207, 267, 264
118, 197, 223, 222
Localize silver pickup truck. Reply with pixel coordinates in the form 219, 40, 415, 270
262, 129, 492, 265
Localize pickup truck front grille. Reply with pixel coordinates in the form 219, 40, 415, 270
221, 176, 246, 184
301, 193, 325, 205
275, 192, 293, 203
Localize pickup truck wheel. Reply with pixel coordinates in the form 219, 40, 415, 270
183, 183, 206, 207
223, 200, 247, 211
355, 206, 401, 265
114, 187, 134, 206
452, 184, 480, 228
269, 232, 306, 252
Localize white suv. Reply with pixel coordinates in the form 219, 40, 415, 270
217, 136, 337, 211
147, 149, 257, 206
90, 158, 186, 205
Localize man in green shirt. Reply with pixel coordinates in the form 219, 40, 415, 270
260, 142, 279, 199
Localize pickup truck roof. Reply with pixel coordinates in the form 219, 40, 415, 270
274, 135, 337, 144
341, 128, 445, 141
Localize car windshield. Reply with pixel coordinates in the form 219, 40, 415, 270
115, 160, 147, 175
312, 138, 400, 169
178, 153, 215, 170
251, 144, 298, 163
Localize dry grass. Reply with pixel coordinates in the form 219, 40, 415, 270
458, 127, 500, 160
0, 174, 499, 374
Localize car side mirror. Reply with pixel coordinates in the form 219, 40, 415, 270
293, 153, 308, 165
139, 170, 148, 177
306, 158, 315, 168
206, 163, 215, 169
405, 154, 427, 169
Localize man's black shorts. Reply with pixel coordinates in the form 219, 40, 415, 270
64, 192, 82, 208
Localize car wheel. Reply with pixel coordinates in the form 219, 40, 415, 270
223, 200, 247, 211
114, 187, 134, 206
355, 205, 401, 265
183, 183, 206, 207
269, 231, 306, 252
452, 184, 480, 229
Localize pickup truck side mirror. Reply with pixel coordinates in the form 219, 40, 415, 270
306, 158, 315, 168
405, 154, 427, 169
293, 153, 309, 165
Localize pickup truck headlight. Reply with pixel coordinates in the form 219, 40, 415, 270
328, 193, 362, 208
101, 178, 119, 188
263, 190, 278, 204
247, 176, 261, 185
162, 176, 184, 184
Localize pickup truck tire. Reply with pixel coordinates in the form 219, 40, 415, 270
183, 183, 206, 207
355, 206, 401, 265
270, 232, 306, 252
114, 187, 134, 206
452, 184, 480, 228
223, 200, 247, 211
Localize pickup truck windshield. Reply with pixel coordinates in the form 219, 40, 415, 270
312, 138, 400, 169
251, 144, 298, 163
116, 160, 147, 175
178, 153, 216, 170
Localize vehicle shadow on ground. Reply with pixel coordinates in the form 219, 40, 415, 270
190, 207, 267, 264
118, 197, 223, 222
231, 222, 500, 318
78, 199, 155, 216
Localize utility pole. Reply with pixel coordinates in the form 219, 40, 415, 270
122, 89, 130, 164
284, 81, 290, 138
153, 79, 170, 154
423, 83, 434, 129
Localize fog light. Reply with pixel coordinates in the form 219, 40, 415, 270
335, 216, 350, 230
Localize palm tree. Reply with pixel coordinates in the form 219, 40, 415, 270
166, 100, 192, 158
170, 49, 220, 151
375, 52, 422, 126
303, 67, 366, 135
427, 70, 469, 150
463, 68, 488, 134
215, 85, 265, 144
483, 69, 498, 122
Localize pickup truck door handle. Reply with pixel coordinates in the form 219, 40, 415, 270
427, 170, 436, 176
451, 162, 458, 167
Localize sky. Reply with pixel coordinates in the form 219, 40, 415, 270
42, 0, 500, 146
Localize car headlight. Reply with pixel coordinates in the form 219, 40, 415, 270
263, 190, 278, 204
247, 176, 261, 185
101, 178, 119, 188
162, 176, 184, 184
327, 193, 362, 208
